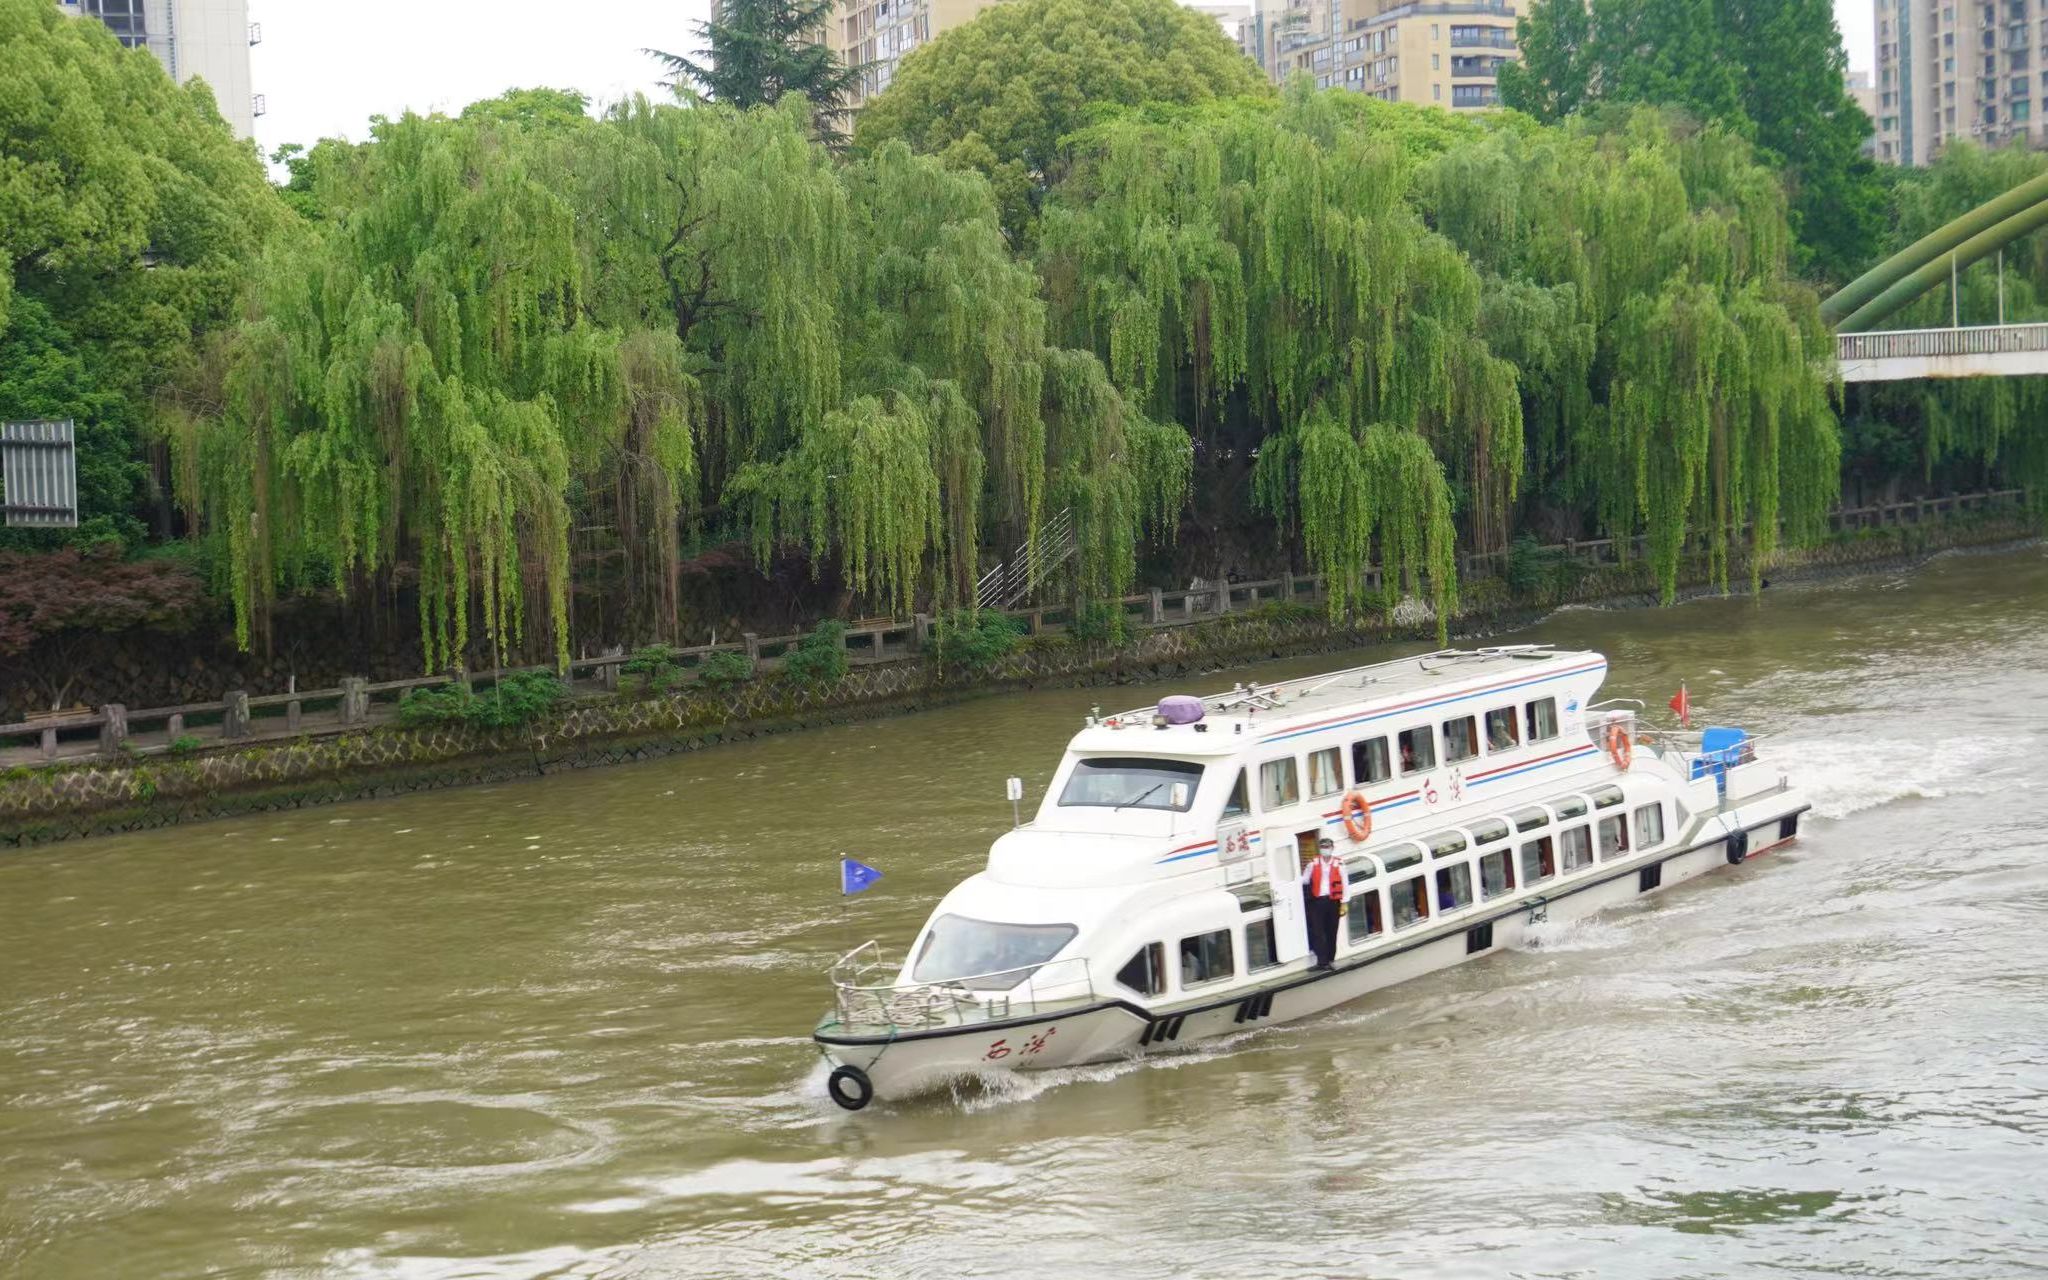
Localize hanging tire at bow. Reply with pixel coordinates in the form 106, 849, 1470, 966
827, 1064, 874, 1111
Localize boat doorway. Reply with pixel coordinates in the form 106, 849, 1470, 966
1263, 827, 1321, 965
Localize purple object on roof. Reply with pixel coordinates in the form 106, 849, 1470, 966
1157, 695, 1206, 725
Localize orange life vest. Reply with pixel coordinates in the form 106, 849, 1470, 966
1307, 856, 1346, 899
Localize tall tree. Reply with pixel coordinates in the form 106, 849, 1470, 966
1499, 0, 1880, 283
855, 0, 1272, 242
645, 0, 859, 138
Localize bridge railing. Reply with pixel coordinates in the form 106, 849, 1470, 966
1837, 322, 2048, 362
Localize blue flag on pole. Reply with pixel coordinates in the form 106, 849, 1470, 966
841, 857, 883, 896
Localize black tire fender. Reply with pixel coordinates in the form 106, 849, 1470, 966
827, 1064, 874, 1111
1726, 829, 1749, 865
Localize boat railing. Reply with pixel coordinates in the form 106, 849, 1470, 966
826, 944, 1098, 1031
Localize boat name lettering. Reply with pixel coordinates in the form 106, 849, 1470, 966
985, 1027, 1058, 1061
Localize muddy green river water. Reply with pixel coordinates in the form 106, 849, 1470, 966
4, 546, 2048, 1279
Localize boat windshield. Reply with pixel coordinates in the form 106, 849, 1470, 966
913, 914, 1079, 990
1058, 757, 1203, 811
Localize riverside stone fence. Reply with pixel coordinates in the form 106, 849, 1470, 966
0, 487, 2029, 773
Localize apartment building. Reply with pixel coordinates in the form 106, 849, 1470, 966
1874, 0, 2047, 165
55, 0, 260, 138
1250, 0, 1518, 111
824, 0, 1008, 107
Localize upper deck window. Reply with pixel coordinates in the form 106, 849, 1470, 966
1308, 747, 1344, 799
1443, 715, 1479, 764
1222, 768, 1250, 819
1511, 805, 1548, 833
1589, 784, 1625, 809
1526, 697, 1560, 742
1550, 794, 1589, 821
1059, 757, 1204, 811
1379, 843, 1425, 874
914, 915, 1079, 990
1470, 817, 1511, 846
1485, 706, 1520, 751
1260, 757, 1301, 809
1353, 737, 1391, 785
1427, 830, 1469, 858
1398, 726, 1436, 774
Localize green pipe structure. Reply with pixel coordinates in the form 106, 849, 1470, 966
1835, 199, 2048, 333
1821, 170, 2048, 326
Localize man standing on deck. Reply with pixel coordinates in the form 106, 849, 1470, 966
1300, 838, 1348, 971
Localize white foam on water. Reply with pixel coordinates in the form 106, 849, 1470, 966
1779, 731, 2020, 820
1514, 914, 1637, 953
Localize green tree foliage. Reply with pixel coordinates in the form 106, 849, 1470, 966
854, 0, 1272, 240
1042, 90, 1500, 626
646, 0, 859, 139
1499, 0, 1880, 282
1414, 109, 1840, 597
0, 0, 280, 545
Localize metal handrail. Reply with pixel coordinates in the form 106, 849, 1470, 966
827, 945, 1097, 1031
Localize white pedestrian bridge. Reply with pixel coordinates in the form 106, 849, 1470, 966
1837, 323, 2048, 382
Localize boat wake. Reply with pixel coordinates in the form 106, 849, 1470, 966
1776, 731, 2019, 821
1514, 915, 1637, 953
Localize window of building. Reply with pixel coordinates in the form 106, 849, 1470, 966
1223, 768, 1249, 818
1526, 697, 1559, 742
1560, 826, 1594, 872
1398, 726, 1436, 774
1479, 848, 1516, 898
1430, 23, 1439, 38
1520, 835, 1555, 883
1635, 802, 1665, 848
1307, 746, 1344, 798
1260, 757, 1301, 809
2017, 98, 2034, 121
1353, 737, 1391, 785
1442, 715, 1479, 764
1179, 929, 1235, 987
1433, 83, 1443, 100
1432, 52, 1441, 69
1485, 707, 1519, 751
1436, 860, 1474, 910
1390, 874, 1430, 928
1597, 814, 1630, 860
1116, 942, 1165, 996
1348, 889, 1385, 941
1245, 916, 1281, 971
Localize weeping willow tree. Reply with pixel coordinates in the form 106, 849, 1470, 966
165, 111, 698, 667
1039, 88, 1515, 626
1841, 144, 2048, 520
1415, 108, 1840, 599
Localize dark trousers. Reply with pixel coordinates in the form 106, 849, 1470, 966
1305, 894, 1340, 967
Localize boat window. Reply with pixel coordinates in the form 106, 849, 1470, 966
1479, 848, 1516, 898
1511, 805, 1549, 833
1427, 830, 1468, 858
1245, 916, 1281, 971
1231, 881, 1274, 912
1550, 795, 1589, 821
1520, 835, 1555, 883
1059, 757, 1204, 811
1485, 706, 1519, 752
1436, 861, 1474, 910
1179, 929, 1235, 987
1115, 942, 1166, 997
1441, 715, 1479, 764
1347, 889, 1384, 942
1526, 697, 1559, 742
1222, 768, 1250, 819
1352, 736, 1391, 785
914, 915, 1080, 990
1390, 874, 1430, 929
1307, 747, 1344, 799
1379, 843, 1424, 874
1398, 726, 1435, 774
1560, 826, 1594, 872
1597, 814, 1630, 860
1259, 757, 1300, 809
1470, 817, 1511, 846
1634, 802, 1666, 848
1589, 784, 1625, 809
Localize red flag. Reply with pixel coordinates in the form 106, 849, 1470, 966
1669, 683, 1691, 728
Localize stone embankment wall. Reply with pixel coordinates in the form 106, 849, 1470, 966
1, 513, 2035, 848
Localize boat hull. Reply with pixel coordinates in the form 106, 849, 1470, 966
815, 810, 1805, 1106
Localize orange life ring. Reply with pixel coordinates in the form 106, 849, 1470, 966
1606, 723, 1633, 771
1340, 791, 1372, 842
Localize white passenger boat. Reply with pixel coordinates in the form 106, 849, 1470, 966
813, 646, 1808, 1110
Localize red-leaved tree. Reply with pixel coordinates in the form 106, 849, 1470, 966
0, 546, 203, 709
